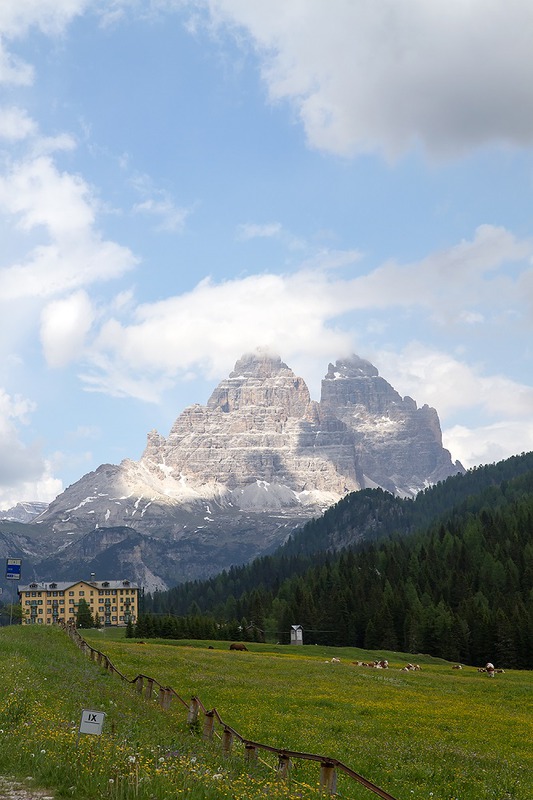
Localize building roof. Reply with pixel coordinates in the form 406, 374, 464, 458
17, 579, 139, 592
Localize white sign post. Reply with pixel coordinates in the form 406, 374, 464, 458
77, 710, 106, 745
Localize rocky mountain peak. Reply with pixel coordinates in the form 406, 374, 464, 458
31, 351, 464, 586
206, 350, 310, 417
321, 354, 462, 495
325, 355, 379, 379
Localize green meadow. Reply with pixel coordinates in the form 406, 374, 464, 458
1, 626, 531, 800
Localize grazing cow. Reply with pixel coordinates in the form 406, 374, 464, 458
401, 663, 421, 672
229, 642, 248, 651
330, 657, 341, 663
478, 664, 502, 676
452, 664, 463, 669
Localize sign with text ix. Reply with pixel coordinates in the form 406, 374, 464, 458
5, 558, 21, 580
79, 710, 106, 736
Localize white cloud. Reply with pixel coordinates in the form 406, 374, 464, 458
77, 225, 532, 400
0, 387, 62, 507
0, 154, 138, 299
338, 225, 532, 324
443, 421, 533, 469
40, 291, 95, 368
0, 106, 36, 140
0, 0, 90, 38
372, 341, 533, 469
0, 155, 95, 237
203, 0, 533, 158
82, 268, 356, 399
0, 0, 90, 87
0, 39, 34, 85
133, 196, 191, 232
129, 167, 195, 232
236, 222, 283, 240
376, 344, 533, 421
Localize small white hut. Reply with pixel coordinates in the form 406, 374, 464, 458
290, 624, 304, 645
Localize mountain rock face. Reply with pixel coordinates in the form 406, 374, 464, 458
27, 352, 463, 588
320, 355, 459, 495
0, 501, 48, 523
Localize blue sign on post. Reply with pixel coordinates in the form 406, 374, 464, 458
6, 558, 22, 580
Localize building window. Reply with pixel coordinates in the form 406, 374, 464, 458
69, 591, 74, 596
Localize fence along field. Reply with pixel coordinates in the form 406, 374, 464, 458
65, 623, 397, 798
1, 624, 532, 800
82, 628, 532, 800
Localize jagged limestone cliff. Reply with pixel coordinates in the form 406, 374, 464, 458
30, 352, 463, 586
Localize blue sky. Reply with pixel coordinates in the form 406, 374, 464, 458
1, 1, 533, 508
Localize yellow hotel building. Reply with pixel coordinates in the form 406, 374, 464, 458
17, 579, 139, 626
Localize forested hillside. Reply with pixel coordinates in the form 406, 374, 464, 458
144, 452, 533, 668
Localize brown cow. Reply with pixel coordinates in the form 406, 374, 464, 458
229, 642, 248, 651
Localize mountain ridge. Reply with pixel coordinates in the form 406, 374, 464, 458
4, 351, 463, 589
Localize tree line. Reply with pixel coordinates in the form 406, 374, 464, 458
140, 453, 533, 668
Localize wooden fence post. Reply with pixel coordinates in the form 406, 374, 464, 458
320, 762, 337, 795
187, 697, 199, 725
203, 711, 215, 741
222, 727, 233, 756
245, 744, 258, 764
135, 676, 144, 694
159, 687, 172, 710
278, 754, 291, 780
144, 678, 154, 700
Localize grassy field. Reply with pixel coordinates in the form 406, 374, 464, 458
1, 626, 531, 800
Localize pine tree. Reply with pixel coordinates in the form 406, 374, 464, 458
76, 599, 94, 629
